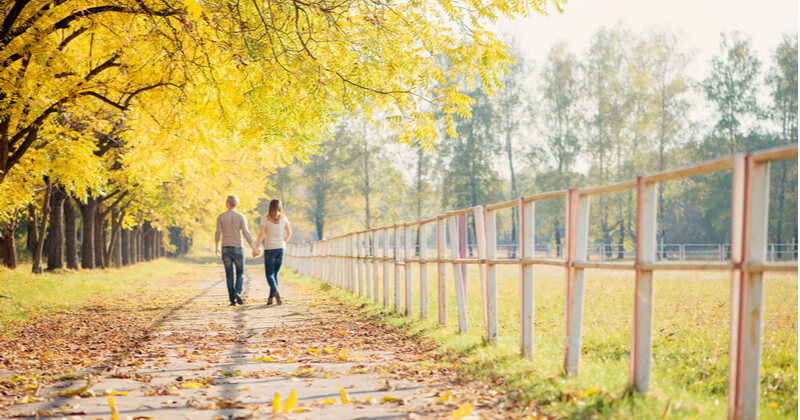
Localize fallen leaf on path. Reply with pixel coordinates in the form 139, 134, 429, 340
108, 395, 119, 420
272, 392, 282, 413
181, 380, 204, 389
283, 390, 297, 412
381, 395, 405, 405
339, 387, 349, 404
450, 404, 474, 419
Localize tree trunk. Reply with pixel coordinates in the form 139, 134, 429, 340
80, 198, 96, 269
122, 228, 131, 266
142, 223, 152, 261
31, 179, 53, 274
64, 197, 79, 269
554, 218, 561, 258
94, 204, 107, 268
105, 208, 122, 267
0, 214, 18, 269
617, 212, 625, 260
113, 227, 122, 267
47, 186, 65, 270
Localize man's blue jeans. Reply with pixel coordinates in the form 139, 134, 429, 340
263, 248, 283, 298
221, 246, 244, 304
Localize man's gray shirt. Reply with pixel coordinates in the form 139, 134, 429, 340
215, 210, 254, 248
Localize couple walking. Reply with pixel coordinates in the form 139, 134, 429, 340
214, 195, 291, 306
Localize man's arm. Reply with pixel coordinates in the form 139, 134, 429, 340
214, 215, 222, 255
240, 214, 256, 250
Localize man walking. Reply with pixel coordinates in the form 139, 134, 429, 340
215, 195, 257, 306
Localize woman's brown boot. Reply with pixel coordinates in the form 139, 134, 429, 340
275, 292, 282, 305
267, 291, 274, 305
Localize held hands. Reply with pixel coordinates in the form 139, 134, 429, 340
252, 248, 261, 258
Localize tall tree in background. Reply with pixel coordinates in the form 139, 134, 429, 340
765, 35, 798, 245
495, 50, 529, 253
704, 32, 761, 155
585, 27, 633, 258
540, 42, 582, 253
648, 30, 691, 254
440, 88, 503, 210
303, 131, 349, 240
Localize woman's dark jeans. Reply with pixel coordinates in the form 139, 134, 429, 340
263, 248, 284, 298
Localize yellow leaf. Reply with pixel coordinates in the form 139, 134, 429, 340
439, 391, 451, 401
381, 396, 400, 403
182, 381, 204, 389
450, 404, 473, 419
339, 387, 349, 405
272, 393, 282, 413
252, 356, 274, 362
292, 408, 311, 413
109, 395, 119, 420
183, 0, 203, 20
320, 398, 336, 405
283, 390, 297, 412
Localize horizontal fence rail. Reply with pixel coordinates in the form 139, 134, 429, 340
285, 145, 798, 420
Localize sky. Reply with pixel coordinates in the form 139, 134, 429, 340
492, 0, 798, 81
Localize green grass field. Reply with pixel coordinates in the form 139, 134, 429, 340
289, 262, 798, 419
0, 259, 204, 330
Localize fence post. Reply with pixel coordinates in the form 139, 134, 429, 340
520, 198, 535, 359
458, 214, 467, 292
357, 233, 364, 296
729, 154, 769, 420
372, 231, 379, 303
419, 223, 428, 319
437, 216, 447, 326
479, 205, 497, 344
383, 228, 390, 306
631, 177, 657, 392
564, 189, 589, 376
394, 225, 402, 312
448, 215, 468, 333
405, 224, 413, 316
345, 235, 351, 292
364, 232, 371, 298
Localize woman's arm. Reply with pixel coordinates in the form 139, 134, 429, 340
254, 222, 266, 249
283, 220, 292, 243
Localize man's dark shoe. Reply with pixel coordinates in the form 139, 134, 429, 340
267, 297, 274, 305
229, 302, 237, 306
235, 293, 244, 305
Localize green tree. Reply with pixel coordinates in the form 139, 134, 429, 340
765, 35, 798, 246
704, 32, 761, 155
647, 30, 692, 254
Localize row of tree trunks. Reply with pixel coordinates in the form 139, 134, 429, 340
2, 189, 180, 271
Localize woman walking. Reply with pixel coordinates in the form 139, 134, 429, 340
254, 199, 292, 305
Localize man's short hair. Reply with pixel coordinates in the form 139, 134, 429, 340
226, 195, 240, 207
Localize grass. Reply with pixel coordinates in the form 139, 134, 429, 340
285, 263, 798, 419
0, 258, 208, 331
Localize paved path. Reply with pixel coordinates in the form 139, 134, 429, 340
5, 265, 505, 419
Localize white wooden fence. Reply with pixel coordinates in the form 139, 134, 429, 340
285, 145, 798, 420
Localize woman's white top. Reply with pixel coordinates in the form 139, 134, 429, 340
262, 215, 290, 250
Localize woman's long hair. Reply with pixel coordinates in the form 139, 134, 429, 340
264, 199, 283, 224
